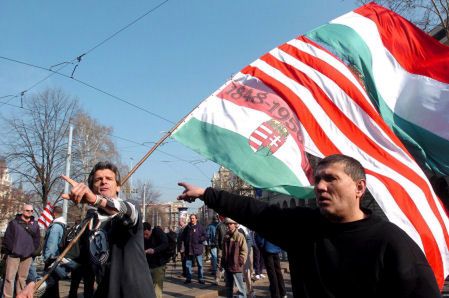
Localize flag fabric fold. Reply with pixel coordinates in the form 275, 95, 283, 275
38, 202, 54, 229
172, 2, 449, 287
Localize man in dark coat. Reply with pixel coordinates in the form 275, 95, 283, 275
177, 154, 441, 298
2, 204, 40, 298
143, 222, 169, 298
180, 214, 207, 284
17, 161, 155, 298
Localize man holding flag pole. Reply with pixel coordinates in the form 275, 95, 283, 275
18, 161, 155, 298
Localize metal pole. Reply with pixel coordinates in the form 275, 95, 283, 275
63, 124, 73, 221
129, 158, 133, 200
143, 184, 146, 222
169, 205, 172, 229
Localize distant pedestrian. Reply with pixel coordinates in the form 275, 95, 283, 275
144, 222, 170, 298
250, 230, 264, 281
238, 225, 255, 296
255, 234, 286, 298
215, 215, 227, 284
221, 218, 247, 298
2, 204, 40, 298
177, 222, 188, 278
42, 206, 66, 298
166, 227, 178, 263
206, 215, 219, 276
180, 214, 207, 284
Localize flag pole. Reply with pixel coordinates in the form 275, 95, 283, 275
120, 78, 234, 186
120, 111, 192, 186
121, 130, 172, 186
34, 218, 92, 294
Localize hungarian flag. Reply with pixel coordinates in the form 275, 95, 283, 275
172, 2, 449, 286
38, 202, 54, 229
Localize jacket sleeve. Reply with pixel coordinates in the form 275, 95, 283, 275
255, 233, 265, 249
203, 187, 310, 250
33, 224, 41, 251
106, 198, 139, 227
2, 221, 14, 255
199, 225, 207, 243
153, 228, 169, 254
43, 224, 63, 260
238, 233, 248, 267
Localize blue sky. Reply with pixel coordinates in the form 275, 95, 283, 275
0, 0, 358, 209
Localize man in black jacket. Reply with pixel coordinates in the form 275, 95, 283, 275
63, 161, 155, 298
2, 204, 40, 298
18, 161, 155, 298
177, 154, 441, 298
143, 222, 169, 298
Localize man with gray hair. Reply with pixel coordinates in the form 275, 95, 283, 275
2, 204, 40, 298
17, 161, 155, 298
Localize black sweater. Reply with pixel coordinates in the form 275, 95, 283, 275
203, 188, 441, 298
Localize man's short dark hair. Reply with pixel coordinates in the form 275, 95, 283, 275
53, 206, 63, 216
88, 161, 121, 190
143, 222, 152, 231
317, 154, 366, 181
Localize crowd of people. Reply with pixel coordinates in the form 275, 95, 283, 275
0, 155, 442, 297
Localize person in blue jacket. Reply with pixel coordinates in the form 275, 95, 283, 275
255, 233, 286, 298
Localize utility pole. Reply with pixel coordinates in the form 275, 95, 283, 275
142, 184, 146, 222
63, 124, 73, 221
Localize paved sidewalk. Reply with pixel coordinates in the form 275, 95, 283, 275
57, 259, 293, 297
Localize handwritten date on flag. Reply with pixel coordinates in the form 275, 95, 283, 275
217, 81, 305, 146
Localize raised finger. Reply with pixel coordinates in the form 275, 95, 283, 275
61, 175, 78, 187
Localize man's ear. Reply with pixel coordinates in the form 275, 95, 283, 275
356, 179, 366, 198
117, 185, 121, 194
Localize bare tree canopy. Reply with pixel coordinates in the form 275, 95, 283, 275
358, 0, 449, 40
124, 179, 161, 206
1, 88, 79, 207
71, 111, 119, 182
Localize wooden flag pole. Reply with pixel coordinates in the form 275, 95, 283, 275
121, 78, 235, 186
34, 218, 92, 293
120, 108, 197, 186
120, 130, 173, 186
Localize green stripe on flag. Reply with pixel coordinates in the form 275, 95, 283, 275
306, 24, 449, 175
173, 118, 315, 199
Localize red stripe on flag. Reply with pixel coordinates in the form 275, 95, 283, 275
287, 37, 410, 155
354, 3, 449, 84
258, 49, 449, 257
240, 64, 445, 287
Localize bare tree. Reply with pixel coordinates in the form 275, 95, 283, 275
212, 166, 255, 197
71, 111, 119, 182
1, 88, 79, 208
125, 179, 161, 206
358, 0, 448, 39
58, 110, 120, 221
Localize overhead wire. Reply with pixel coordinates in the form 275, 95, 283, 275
0, 0, 170, 116
82, 0, 169, 57
0, 56, 175, 124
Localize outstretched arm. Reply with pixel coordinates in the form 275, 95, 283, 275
177, 182, 206, 202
